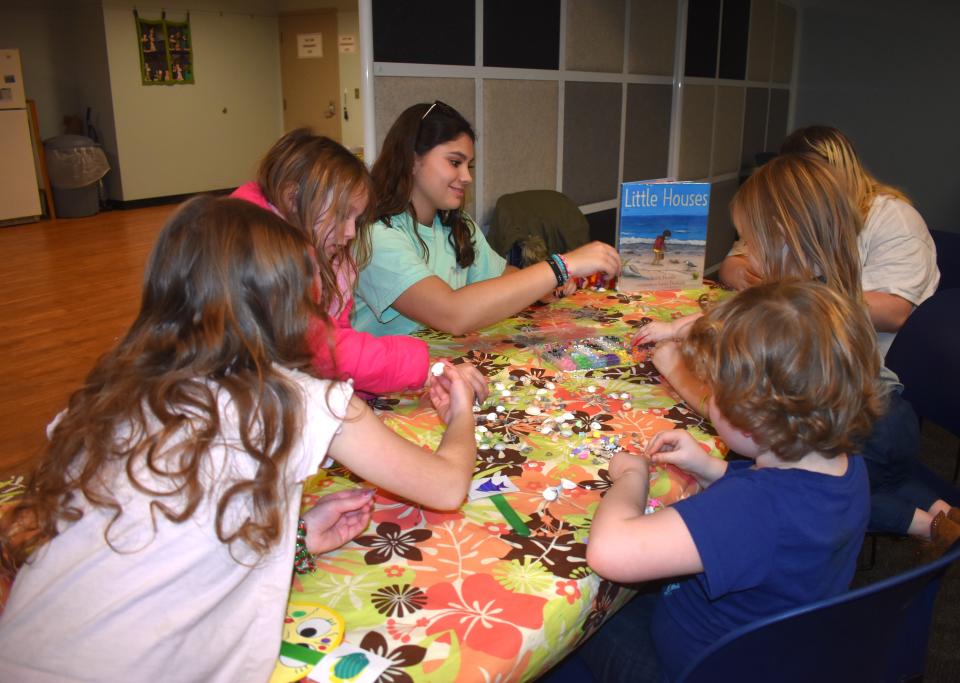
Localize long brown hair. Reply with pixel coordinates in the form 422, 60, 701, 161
371, 101, 478, 268
1, 197, 328, 575
779, 125, 911, 223
682, 281, 885, 461
731, 153, 864, 302
257, 128, 374, 314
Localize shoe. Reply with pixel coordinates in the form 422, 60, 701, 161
929, 511, 960, 558
948, 507, 960, 525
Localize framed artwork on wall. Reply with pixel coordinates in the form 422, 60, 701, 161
135, 11, 194, 85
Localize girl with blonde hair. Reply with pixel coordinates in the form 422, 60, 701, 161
232, 128, 487, 398
0, 197, 479, 681
720, 126, 939, 357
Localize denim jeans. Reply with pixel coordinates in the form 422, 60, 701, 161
577, 588, 664, 683
862, 391, 940, 533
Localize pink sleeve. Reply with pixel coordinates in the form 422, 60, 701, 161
306, 300, 430, 396
229, 182, 272, 210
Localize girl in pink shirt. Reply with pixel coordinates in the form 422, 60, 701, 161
232, 129, 486, 398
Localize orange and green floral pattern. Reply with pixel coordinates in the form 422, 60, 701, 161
296, 286, 731, 682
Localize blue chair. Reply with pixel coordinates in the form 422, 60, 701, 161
541, 541, 959, 682
931, 229, 960, 291
673, 539, 960, 683
885, 288, 960, 481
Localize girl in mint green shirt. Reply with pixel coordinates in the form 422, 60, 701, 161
355, 101, 620, 337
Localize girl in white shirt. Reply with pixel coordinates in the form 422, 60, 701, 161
720, 125, 939, 356
0, 196, 477, 682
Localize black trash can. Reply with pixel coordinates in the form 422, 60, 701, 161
44, 135, 110, 218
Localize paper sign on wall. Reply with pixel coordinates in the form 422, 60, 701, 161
338, 35, 356, 54
297, 33, 323, 58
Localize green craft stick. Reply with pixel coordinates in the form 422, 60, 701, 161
492, 493, 531, 536
279, 639, 324, 666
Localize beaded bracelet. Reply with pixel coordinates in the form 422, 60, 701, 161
555, 253, 572, 281
550, 253, 569, 282
545, 256, 567, 287
293, 517, 316, 574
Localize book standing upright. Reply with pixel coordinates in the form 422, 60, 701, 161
617, 180, 711, 292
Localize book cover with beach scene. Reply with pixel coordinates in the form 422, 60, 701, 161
617, 180, 710, 291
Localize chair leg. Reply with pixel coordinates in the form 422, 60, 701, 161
953, 441, 959, 483
858, 532, 878, 571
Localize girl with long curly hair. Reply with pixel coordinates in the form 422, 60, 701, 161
0, 197, 477, 681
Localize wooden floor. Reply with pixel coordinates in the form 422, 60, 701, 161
0, 205, 176, 477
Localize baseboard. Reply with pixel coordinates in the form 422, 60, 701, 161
103, 188, 234, 211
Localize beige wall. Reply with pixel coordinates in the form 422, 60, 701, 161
102, 2, 283, 200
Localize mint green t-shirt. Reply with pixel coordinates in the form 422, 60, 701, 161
354, 212, 507, 337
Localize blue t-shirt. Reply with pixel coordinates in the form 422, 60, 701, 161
353, 211, 507, 337
652, 456, 870, 681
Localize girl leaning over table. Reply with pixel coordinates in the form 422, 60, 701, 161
352, 100, 621, 337
0, 197, 479, 682
637, 152, 960, 554
718, 125, 939, 359
231, 128, 487, 400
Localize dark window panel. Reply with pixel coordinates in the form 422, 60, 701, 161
587, 208, 617, 247
719, 0, 750, 79
685, 0, 721, 77
373, 0, 475, 65
484, 0, 560, 70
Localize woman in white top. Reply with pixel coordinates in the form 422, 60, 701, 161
719, 125, 939, 357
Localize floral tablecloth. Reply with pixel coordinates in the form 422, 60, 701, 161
292, 286, 731, 683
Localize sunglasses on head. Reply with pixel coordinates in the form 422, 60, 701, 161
420, 100, 461, 123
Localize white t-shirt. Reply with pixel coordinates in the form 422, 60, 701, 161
726, 194, 940, 357
858, 195, 939, 356
0, 369, 351, 683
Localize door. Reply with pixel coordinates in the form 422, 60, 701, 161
0, 109, 41, 222
279, 10, 342, 140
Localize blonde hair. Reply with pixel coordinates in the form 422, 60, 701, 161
257, 129, 374, 316
683, 281, 885, 461
780, 125, 911, 223
731, 153, 864, 302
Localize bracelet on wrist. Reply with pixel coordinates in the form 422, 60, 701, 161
555, 253, 571, 280
545, 256, 567, 287
550, 253, 569, 281
293, 517, 317, 574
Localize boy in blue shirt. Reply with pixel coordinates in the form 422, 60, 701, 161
584, 281, 885, 681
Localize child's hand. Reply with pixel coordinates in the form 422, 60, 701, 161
562, 241, 622, 278
607, 451, 651, 482
428, 360, 475, 424
634, 320, 678, 345
426, 360, 488, 404
451, 361, 489, 403
651, 339, 683, 378
645, 430, 712, 478
302, 488, 375, 555
722, 255, 763, 291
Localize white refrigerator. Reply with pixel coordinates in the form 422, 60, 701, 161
0, 48, 42, 223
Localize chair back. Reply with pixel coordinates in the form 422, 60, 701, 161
674, 540, 960, 683
931, 229, 960, 291
885, 288, 960, 437
486, 190, 590, 265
